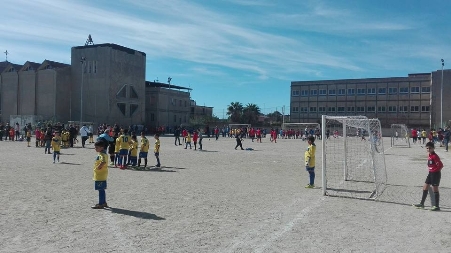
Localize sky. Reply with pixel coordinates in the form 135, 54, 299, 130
2, 0, 450, 118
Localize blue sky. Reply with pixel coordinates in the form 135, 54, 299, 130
2, 0, 450, 118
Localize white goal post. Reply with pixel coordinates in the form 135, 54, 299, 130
321, 115, 387, 199
281, 123, 320, 130
390, 124, 410, 148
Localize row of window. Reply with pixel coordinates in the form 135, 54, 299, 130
292, 105, 430, 113
171, 98, 189, 107
292, 87, 430, 96
83, 61, 98, 74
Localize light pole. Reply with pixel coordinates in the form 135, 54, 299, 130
441, 59, 444, 128
80, 57, 86, 125
167, 77, 172, 130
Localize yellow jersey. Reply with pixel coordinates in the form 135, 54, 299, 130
93, 152, 108, 181
154, 139, 160, 153
305, 143, 316, 167
129, 140, 138, 157
117, 134, 132, 150
51, 137, 61, 152
140, 137, 149, 152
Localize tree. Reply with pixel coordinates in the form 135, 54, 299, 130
227, 102, 244, 123
243, 103, 261, 125
266, 111, 282, 123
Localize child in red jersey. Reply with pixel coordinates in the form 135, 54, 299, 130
413, 142, 443, 211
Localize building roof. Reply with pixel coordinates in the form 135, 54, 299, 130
19, 61, 41, 72
0, 61, 22, 73
0, 61, 9, 73
72, 43, 146, 57
37, 60, 70, 70
145, 81, 192, 91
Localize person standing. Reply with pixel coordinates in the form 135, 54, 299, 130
138, 131, 149, 167
116, 129, 132, 169
413, 142, 443, 211
14, 122, 20, 141
69, 124, 77, 147
193, 130, 199, 150
305, 136, 316, 188
91, 141, 109, 209
214, 126, 219, 140
79, 124, 90, 148
44, 127, 53, 154
444, 127, 450, 152
234, 132, 244, 150
198, 129, 203, 150
154, 134, 161, 168
51, 132, 61, 163
174, 127, 181, 146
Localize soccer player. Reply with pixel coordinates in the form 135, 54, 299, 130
305, 136, 316, 188
154, 134, 161, 168
91, 141, 109, 209
413, 142, 443, 211
116, 129, 132, 169
184, 132, 192, 149
128, 135, 138, 166
26, 128, 31, 147
35, 127, 41, 147
51, 132, 61, 163
192, 130, 199, 150
138, 132, 149, 167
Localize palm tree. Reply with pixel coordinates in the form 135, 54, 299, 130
227, 102, 244, 123
243, 103, 261, 125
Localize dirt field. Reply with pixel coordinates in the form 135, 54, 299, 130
1, 135, 450, 252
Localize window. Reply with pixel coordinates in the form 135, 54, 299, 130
292, 90, 300, 96
310, 107, 317, 112
367, 106, 375, 112
347, 106, 355, 112
338, 89, 346, 96
377, 106, 386, 112
357, 88, 365, 95
150, 113, 155, 121
328, 107, 336, 112
399, 87, 408, 94
421, 87, 431, 93
310, 90, 317, 96
130, 104, 138, 115
356, 106, 365, 112
399, 106, 408, 112
117, 103, 126, 116
185, 101, 187, 107
347, 88, 355, 95
319, 89, 327, 96
337, 107, 345, 112
292, 107, 299, 113
421, 106, 430, 112
301, 90, 309, 96
116, 85, 127, 98
410, 106, 419, 112
318, 107, 326, 112
378, 88, 386, 94
300, 107, 308, 112
411, 87, 420, 93
129, 85, 139, 99
367, 88, 376, 94
388, 106, 397, 112
328, 89, 336, 96
388, 87, 397, 94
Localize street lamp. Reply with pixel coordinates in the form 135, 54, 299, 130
441, 59, 444, 128
80, 57, 86, 125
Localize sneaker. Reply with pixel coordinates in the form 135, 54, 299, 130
91, 204, 104, 209
109, 162, 114, 165
430, 206, 441, 211
412, 204, 424, 209
305, 184, 315, 188
101, 203, 109, 208
53, 161, 55, 164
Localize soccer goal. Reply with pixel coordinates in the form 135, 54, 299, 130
390, 124, 410, 148
228, 124, 251, 130
321, 115, 387, 199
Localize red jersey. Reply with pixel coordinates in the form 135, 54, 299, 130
428, 152, 443, 173
193, 132, 199, 142
411, 130, 417, 137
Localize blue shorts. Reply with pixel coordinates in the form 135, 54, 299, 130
154, 152, 159, 157
306, 166, 315, 172
139, 152, 148, 158
54, 151, 60, 154
119, 149, 128, 156
94, 181, 107, 190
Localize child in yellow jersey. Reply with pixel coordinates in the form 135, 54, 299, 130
61, 130, 69, 148
154, 134, 161, 167
138, 132, 149, 167
92, 141, 109, 209
114, 135, 120, 167
128, 135, 138, 166
51, 132, 62, 163
116, 129, 132, 169
26, 128, 31, 147
184, 132, 192, 149
304, 136, 316, 188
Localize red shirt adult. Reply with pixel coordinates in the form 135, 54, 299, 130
411, 129, 417, 138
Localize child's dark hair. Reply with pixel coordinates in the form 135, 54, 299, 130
425, 142, 435, 148
94, 140, 105, 148
155, 133, 160, 137
308, 136, 315, 143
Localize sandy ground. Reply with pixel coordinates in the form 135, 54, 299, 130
1, 135, 451, 253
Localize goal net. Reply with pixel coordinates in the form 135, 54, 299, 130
282, 123, 320, 139
321, 115, 387, 199
390, 124, 410, 148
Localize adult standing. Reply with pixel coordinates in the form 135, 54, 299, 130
444, 127, 450, 152
79, 124, 90, 148
174, 127, 181, 146
15, 122, 20, 141
69, 124, 77, 147
214, 126, 219, 140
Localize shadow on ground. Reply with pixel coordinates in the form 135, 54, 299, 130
107, 207, 165, 220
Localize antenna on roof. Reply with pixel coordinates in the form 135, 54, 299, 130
168, 77, 172, 84
85, 34, 94, 46
4, 50, 8, 62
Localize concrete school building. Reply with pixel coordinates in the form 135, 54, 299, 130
0, 43, 213, 129
290, 69, 451, 129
